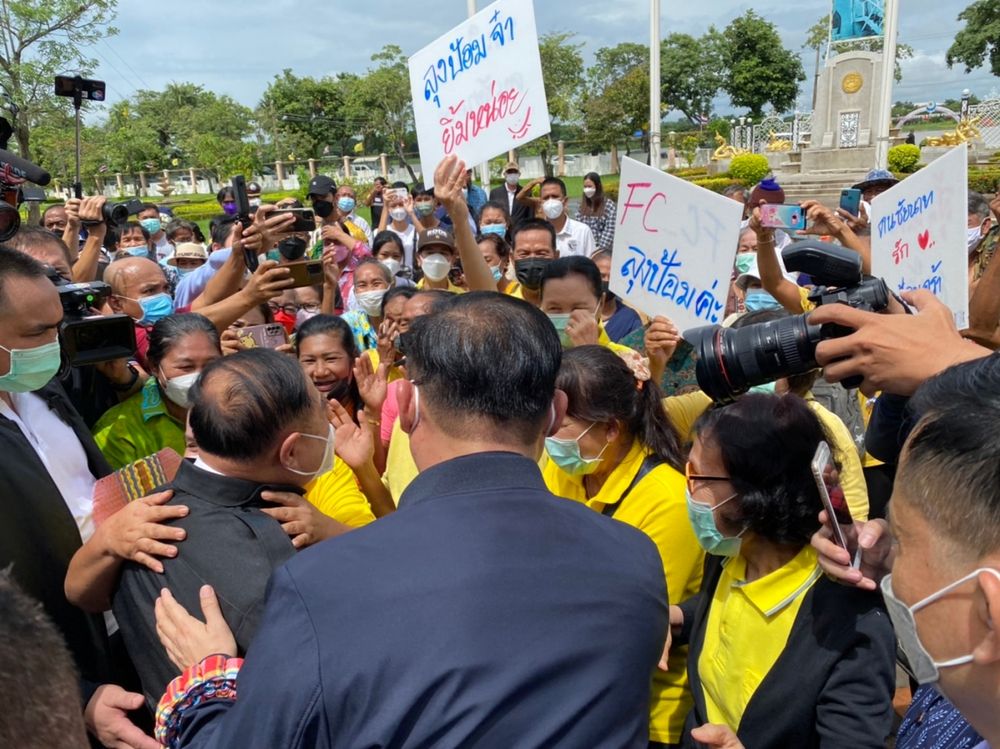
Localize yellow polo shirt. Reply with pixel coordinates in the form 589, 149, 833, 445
416, 278, 465, 294
504, 281, 523, 298
362, 348, 404, 384
664, 391, 869, 520
383, 419, 419, 505
543, 440, 704, 743
699, 545, 822, 730
305, 460, 375, 528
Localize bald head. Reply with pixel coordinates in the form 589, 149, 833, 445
105, 257, 170, 320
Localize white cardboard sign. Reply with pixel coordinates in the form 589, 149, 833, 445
609, 156, 744, 331
407, 0, 550, 187
871, 145, 969, 328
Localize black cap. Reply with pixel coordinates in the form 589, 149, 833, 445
307, 175, 337, 198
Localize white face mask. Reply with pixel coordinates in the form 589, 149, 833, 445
968, 222, 985, 253
542, 198, 564, 220
420, 253, 451, 282
381, 258, 401, 277
505, 172, 520, 186
582, 187, 596, 199
882, 568, 1000, 685
285, 423, 335, 480
389, 207, 407, 222
357, 288, 387, 317
162, 371, 200, 408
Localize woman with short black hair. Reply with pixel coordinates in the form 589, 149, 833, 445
673, 393, 896, 748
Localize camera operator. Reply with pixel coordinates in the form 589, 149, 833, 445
64, 195, 110, 283
0, 246, 158, 749
8, 226, 146, 427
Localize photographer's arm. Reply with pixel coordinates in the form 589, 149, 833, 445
751, 203, 803, 313
965, 247, 1000, 349
799, 200, 871, 274
196, 261, 295, 332
62, 202, 82, 264
69, 198, 107, 282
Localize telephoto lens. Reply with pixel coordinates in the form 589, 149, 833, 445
101, 201, 129, 227
0, 200, 21, 242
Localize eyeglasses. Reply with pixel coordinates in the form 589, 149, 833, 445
684, 461, 731, 495
267, 301, 319, 316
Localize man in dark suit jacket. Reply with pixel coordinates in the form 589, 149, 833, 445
154, 292, 669, 748
488, 160, 533, 227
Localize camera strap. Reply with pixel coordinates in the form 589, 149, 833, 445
600, 454, 666, 518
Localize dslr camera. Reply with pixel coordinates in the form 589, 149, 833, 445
686, 240, 890, 404
48, 269, 137, 367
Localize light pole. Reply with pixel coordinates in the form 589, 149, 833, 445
874, 0, 900, 169
649, 0, 662, 168
961, 88, 972, 121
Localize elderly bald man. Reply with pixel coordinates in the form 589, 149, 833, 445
105, 256, 174, 369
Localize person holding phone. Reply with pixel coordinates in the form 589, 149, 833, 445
672, 393, 895, 748
542, 344, 701, 747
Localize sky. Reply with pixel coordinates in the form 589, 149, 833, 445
85, 0, 997, 120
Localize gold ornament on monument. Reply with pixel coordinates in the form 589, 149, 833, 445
841, 73, 864, 94
710, 133, 747, 161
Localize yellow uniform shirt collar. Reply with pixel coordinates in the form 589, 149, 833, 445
724, 545, 822, 617
588, 439, 648, 509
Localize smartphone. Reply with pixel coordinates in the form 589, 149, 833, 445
760, 203, 806, 230
284, 259, 324, 288
839, 188, 862, 217
389, 187, 409, 201
231, 176, 257, 270
273, 207, 316, 233
811, 441, 854, 553
239, 323, 288, 349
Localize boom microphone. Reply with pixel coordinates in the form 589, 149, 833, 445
0, 148, 51, 186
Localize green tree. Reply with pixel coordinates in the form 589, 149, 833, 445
720, 11, 805, 117
347, 45, 417, 182
582, 43, 648, 154
257, 70, 354, 160
526, 32, 584, 176
0, 1, 118, 164
660, 31, 725, 124
946, 0, 1000, 77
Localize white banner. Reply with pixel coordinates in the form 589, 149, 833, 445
407, 0, 551, 187
871, 145, 969, 328
609, 157, 744, 331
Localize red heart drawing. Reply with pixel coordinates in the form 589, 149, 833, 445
917, 230, 930, 250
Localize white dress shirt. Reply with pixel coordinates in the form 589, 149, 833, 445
554, 217, 597, 258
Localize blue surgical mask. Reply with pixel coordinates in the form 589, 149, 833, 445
137, 293, 175, 325
748, 381, 777, 395
481, 224, 506, 237
123, 246, 148, 258
744, 289, 782, 312
685, 489, 743, 557
490, 265, 504, 282
735, 252, 755, 274
544, 422, 609, 476
337, 197, 356, 213
547, 313, 573, 348
140, 218, 161, 235
0, 339, 62, 393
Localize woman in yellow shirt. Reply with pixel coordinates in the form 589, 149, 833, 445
542, 345, 702, 746
671, 393, 895, 748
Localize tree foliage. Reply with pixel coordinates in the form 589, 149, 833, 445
946, 0, 1000, 77
0, 0, 118, 161
720, 11, 805, 117
660, 32, 725, 124
258, 70, 354, 160
582, 43, 648, 151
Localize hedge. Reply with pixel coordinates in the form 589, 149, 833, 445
690, 177, 747, 193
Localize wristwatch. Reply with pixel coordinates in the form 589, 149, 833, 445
109, 362, 139, 392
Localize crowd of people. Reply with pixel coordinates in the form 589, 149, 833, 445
1, 149, 999, 749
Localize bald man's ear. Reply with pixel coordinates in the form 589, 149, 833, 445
547, 389, 568, 437
973, 568, 1000, 666
398, 379, 416, 435
108, 294, 124, 313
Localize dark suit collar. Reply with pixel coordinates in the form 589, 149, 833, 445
398, 451, 547, 509
171, 459, 303, 508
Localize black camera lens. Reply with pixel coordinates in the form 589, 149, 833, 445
102, 201, 129, 227
689, 316, 824, 404
0, 200, 21, 242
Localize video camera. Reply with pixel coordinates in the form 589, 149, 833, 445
686, 240, 890, 404
47, 268, 137, 367
0, 116, 52, 243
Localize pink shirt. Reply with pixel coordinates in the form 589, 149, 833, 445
380, 380, 402, 444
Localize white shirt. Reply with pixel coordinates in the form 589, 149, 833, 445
387, 222, 417, 267
0, 392, 97, 542
504, 184, 517, 214
153, 233, 173, 262
554, 217, 596, 258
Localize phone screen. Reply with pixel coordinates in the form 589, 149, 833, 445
760, 203, 806, 230
811, 441, 853, 550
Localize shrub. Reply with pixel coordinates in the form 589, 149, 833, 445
691, 177, 748, 194
968, 169, 1000, 195
727, 153, 770, 185
888, 144, 921, 173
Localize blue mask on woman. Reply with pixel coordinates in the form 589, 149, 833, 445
480, 224, 506, 237
685, 489, 744, 557
544, 422, 609, 476
744, 289, 782, 312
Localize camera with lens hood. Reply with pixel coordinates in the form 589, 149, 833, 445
685, 239, 890, 404
48, 269, 137, 367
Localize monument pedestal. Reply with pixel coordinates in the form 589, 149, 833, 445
800, 145, 878, 173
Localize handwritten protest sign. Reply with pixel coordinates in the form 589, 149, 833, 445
871, 145, 969, 328
407, 0, 550, 187
609, 156, 744, 331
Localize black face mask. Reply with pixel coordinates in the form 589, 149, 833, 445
278, 236, 307, 261
514, 258, 551, 291
312, 198, 334, 219
325, 376, 354, 404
